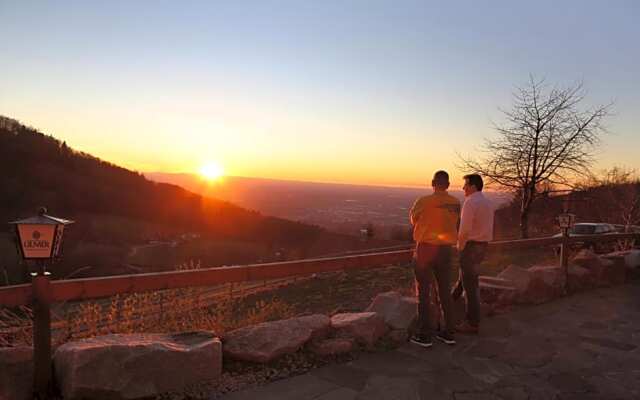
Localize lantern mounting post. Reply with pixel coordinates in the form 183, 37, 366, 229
9, 207, 73, 399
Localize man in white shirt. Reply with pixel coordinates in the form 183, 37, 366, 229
453, 173, 494, 334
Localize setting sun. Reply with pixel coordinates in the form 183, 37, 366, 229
199, 162, 224, 181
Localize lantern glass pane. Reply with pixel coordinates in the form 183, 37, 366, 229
17, 224, 55, 258
53, 225, 65, 257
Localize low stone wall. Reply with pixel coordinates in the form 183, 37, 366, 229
3, 249, 638, 400
483, 249, 635, 311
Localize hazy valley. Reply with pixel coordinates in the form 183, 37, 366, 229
146, 172, 512, 239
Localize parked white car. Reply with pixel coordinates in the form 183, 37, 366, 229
553, 223, 619, 253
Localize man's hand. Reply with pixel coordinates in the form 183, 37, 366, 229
457, 240, 466, 252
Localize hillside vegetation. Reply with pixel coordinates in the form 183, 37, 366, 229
495, 179, 640, 239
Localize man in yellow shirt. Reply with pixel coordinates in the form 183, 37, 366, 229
409, 170, 460, 347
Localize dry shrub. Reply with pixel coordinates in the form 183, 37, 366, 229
2, 281, 297, 347
0, 306, 33, 346
239, 299, 295, 328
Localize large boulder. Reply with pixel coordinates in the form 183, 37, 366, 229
624, 250, 640, 280
497, 265, 532, 292
572, 248, 599, 265
223, 314, 330, 363
494, 265, 565, 305
331, 312, 388, 347
602, 250, 640, 281
365, 291, 417, 330
526, 266, 565, 304
568, 265, 597, 292
625, 250, 640, 269
0, 346, 33, 400
604, 257, 627, 285
496, 265, 532, 304
297, 314, 332, 340
387, 329, 409, 344
573, 251, 625, 286
54, 331, 221, 400
478, 276, 517, 304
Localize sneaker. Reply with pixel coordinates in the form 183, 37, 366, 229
435, 331, 456, 345
410, 334, 433, 348
455, 321, 479, 335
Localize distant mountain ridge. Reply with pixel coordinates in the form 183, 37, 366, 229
145, 172, 512, 236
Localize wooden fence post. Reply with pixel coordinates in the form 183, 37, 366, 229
560, 230, 570, 295
32, 272, 53, 399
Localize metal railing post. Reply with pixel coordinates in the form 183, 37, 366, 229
32, 271, 53, 399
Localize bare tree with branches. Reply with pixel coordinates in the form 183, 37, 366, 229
460, 77, 612, 238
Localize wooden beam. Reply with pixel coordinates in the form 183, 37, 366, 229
0, 283, 32, 307
46, 249, 413, 303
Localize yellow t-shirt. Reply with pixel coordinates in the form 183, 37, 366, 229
410, 191, 460, 245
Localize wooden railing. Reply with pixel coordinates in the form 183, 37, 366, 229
5, 232, 639, 308
0, 232, 638, 398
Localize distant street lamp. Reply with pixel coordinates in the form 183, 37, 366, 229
9, 207, 73, 399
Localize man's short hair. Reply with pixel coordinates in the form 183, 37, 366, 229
463, 173, 484, 191
432, 170, 449, 187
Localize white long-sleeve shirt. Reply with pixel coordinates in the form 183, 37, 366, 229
458, 191, 494, 249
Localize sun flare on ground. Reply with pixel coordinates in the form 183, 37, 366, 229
199, 162, 225, 181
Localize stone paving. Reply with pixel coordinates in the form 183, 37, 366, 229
220, 282, 640, 400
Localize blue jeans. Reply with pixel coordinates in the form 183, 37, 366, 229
414, 242, 455, 336
456, 241, 488, 326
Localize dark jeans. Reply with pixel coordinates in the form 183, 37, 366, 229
414, 242, 455, 336
454, 241, 488, 326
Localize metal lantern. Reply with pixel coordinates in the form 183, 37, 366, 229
9, 207, 74, 261
557, 213, 576, 230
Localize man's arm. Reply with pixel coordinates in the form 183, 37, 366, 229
410, 198, 423, 226
458, 199, 474, 251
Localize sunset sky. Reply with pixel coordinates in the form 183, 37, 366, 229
1, 1, 639, 188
